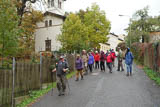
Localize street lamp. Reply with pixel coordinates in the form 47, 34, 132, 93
119, 14, 132, 47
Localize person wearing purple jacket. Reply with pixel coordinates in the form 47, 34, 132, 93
75, 54, 84, 81
88, 52, 94, 73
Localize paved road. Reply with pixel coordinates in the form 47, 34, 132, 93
32, 61, 160, 107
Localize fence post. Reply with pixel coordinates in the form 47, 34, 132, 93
12, 57, 15, 107
40, 53, 42, 90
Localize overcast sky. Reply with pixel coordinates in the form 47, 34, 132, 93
64, 0, 160, 35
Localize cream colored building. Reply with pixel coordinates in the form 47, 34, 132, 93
99, 33, 125, 53
99, 43, 110, 52
35, 0, 66, 52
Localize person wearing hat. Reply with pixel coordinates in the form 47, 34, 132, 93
82, 50, 88, 75
117, 48, 124, 71
125, 48, 134, 76
52, 55, 69, 96
100, 51, 106, 72
75, 54, 84, 81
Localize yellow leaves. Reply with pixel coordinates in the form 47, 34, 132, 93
19, 8, 43, 56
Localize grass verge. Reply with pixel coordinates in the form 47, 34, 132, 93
16, 71, 76, 107
144, 67, 160, 86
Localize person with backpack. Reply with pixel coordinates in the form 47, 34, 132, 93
88, 52, 94, 73
117, 48, 124, 71
52, 56, 69, 96
75, 54, 84, 81
125, 48, 134, 76
82, 50, 88, 75
100, 51, 106, 72
106, 52, 113, 73
94, 51, 100, 69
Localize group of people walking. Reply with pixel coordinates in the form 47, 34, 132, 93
76, 49, 116, 75
52, 47, 134, 96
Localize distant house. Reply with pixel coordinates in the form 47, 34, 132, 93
99, 33, 125, 53
35, 0, 66, 52
99, 43, 110, 52
149, 31, 160, 43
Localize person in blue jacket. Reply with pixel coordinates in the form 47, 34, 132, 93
88, 52, 94, 73
125, 48, 134, 76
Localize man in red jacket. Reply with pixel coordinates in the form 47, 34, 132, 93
94, 51, 100, 69
106, 52, 113, 73
111, 49, 116, 67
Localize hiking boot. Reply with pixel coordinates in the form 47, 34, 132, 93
126, 73, 129, 76
130, 72, 132, 76
58, 92, 62, 96
61, 91, 65, 95
81, 76, 84, 80
122, 69, 124, 72
75, 78, 79, 81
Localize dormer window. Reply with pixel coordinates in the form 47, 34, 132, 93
58, 0, 62, 9
59, 2, 62, 9
48, 0, 51, 8
51, 0, 54, 7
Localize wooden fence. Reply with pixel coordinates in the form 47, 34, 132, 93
0, 54, 75, 107
0, 70, 13, 107
144, 43, 160, 72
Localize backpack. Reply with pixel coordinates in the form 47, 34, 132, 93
100, 55, 104, 60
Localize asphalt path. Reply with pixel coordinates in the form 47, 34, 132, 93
31, 61, 160, 107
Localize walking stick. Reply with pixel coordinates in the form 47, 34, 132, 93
51, 67, 57, 96
51, 72, 54, 96
65, 75, 70, 95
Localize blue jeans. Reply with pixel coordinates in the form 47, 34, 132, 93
126, 64, 132, 73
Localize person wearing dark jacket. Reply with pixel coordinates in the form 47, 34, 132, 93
52, 56, 68, 96
125, 48, 134, 76
117, 49, 124, 71
100, 51, 106, 72
75, 54, 84, 81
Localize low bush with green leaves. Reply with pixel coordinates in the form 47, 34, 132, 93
144, 67, 160, 86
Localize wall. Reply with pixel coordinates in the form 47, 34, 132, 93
35, 15, 63, 52
99, 43, 110, 52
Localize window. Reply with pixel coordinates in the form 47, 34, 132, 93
58, 0, 61, 9
45, 20, 48, 27
49, 20, 52, 26
51, 0, 54, 7
59, 2, 62, 9
45, 40, 51, 51
48, 0, 51, 8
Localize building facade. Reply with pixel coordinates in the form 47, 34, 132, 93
35, 0, 66, 52
99, 33, 125, 53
